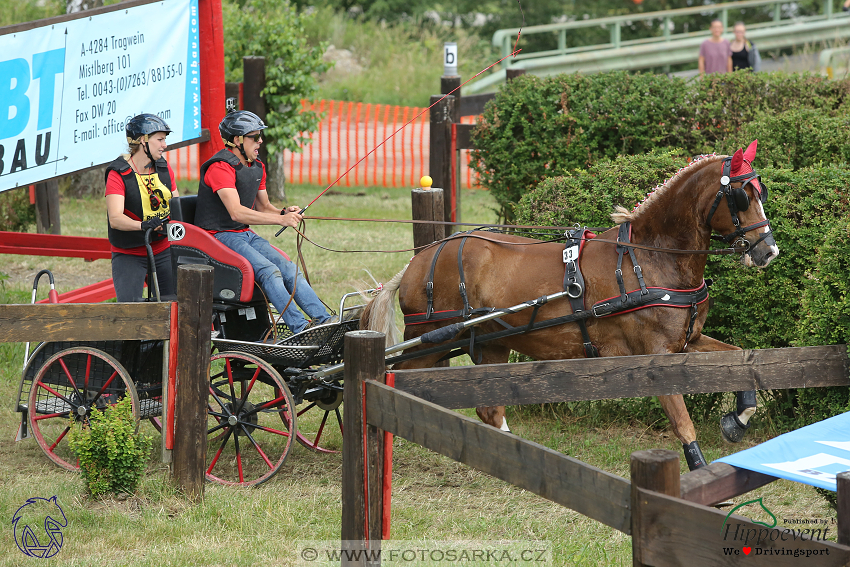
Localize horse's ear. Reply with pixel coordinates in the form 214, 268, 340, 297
743, 139, 758, 162
730, 148, 744, 174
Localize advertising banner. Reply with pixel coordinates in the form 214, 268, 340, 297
0, 0, 201, 191
717, 411, 850, 491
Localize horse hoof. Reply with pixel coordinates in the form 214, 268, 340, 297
683, 441, 708, 471
720, 411, 751, 443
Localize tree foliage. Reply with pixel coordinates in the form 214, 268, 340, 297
223, 0, 329, 154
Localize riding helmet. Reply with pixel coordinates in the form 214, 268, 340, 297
126, 113, 172, 143
219, 110, 268, 143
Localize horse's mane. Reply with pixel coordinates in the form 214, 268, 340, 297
610, 154, 726, 224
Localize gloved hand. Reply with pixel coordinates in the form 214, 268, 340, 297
141, 217, 164, 231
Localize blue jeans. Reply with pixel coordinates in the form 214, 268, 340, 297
215, 230, 330, 333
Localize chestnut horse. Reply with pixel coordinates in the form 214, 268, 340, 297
362, 142, 778, 469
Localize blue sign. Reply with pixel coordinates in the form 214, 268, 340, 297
717, 411, 850, 491
0, 0, 201, 190
12, 496, 67, 559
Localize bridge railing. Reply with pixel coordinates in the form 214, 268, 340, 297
493, 0, 839, 64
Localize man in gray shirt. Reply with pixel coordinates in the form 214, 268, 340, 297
698, 19, 733, 75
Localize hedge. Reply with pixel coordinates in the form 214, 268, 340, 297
514, 151, 850, 428
471, 71, 850, 219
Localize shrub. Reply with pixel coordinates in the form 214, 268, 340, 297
472, 71, 850, 218
720, 109, 850, 170
69, 397, 152, 497
0, 187, 37, 232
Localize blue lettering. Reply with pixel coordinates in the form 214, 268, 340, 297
32, 49, 65, 130
0, 59, 31, 139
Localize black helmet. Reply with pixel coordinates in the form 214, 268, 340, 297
126, 113, 172, 143
219, 110, 267, 144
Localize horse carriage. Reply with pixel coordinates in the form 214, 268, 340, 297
15, 142, 777, 486
15, 193, 370, 487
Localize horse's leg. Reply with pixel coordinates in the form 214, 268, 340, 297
656, 394, 706, 470
685, 334, 757, 444
473, 345, 512, 432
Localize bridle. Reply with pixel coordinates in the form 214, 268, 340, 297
706, 157, 773, 251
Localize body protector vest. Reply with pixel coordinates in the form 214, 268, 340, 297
195, 149, 265, 232
105, 156, 173, 250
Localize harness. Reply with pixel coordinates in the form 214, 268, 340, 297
706, 157, 772, 248
401, 223, 710, 361
399, 156, 771, 361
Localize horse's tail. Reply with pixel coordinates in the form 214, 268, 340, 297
360, 264, 408, 348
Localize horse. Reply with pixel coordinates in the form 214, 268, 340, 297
361, 141, 778, 470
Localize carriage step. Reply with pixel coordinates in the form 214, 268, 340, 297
139, 399, 163, 419
34, 397, 162, 419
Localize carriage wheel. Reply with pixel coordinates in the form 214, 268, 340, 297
206, 352, 297, 487
27, 347, 139, 472
295, 384, 344, 453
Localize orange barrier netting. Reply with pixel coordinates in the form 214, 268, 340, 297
166, 99, 481, 189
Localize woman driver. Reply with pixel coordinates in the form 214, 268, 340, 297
104, 113, 178, 301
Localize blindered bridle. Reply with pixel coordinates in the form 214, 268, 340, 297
706, 157, 773, 250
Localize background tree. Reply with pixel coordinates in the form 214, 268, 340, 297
223, 0, 329, 200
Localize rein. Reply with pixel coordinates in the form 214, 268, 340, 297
291, 225, 749, 256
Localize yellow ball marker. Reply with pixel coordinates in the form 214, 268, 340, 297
420, 175, 433, 190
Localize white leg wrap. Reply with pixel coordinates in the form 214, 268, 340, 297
737, 406, 756, 426
500, 417, 511, 432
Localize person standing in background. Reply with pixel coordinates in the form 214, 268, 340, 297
698, 19, 733, 75
730, 22, 762, 71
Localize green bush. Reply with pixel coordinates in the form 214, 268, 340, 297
472, 71, 850, 219
721, 109, 850, 170
69, 397, 152, 497
0, 188, 37, 232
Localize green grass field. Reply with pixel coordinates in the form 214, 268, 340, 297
0, 185, 837, 566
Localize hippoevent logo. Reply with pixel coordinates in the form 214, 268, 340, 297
720, 497, 832, 558
12, 496, 68, 559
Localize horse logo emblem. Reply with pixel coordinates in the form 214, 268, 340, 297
12, 496, 67, 558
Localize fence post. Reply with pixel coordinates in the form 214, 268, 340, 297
172, 264, 213, 501
243, 56, 267, 165
411, 177, 446, 254
630, 449, 681, 567
34, 180, 61, 235
506, 68, 527, 81
838, 471, 850, 545
342, 330, 387, 566
429, 94, 455, 232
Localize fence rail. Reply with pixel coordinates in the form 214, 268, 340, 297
166, 100, 481, 189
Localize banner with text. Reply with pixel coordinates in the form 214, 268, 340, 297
0, 0, 201, 191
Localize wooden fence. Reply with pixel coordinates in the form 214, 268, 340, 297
341, 331, 850, 566
0, 265, 213, 500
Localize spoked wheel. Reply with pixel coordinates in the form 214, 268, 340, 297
295, 383, 343, 453
27, 347, 139, 471
206, 352, 297, 487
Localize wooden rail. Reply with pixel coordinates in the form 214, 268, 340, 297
341, 333, 850, 566
392, 345, 849, 409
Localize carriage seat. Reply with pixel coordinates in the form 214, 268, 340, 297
170, 194, 197, 224
168, 195, 259, 304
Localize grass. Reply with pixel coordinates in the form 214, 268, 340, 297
0, 184, 839, 566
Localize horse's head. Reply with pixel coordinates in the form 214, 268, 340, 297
705, 140, 779, 268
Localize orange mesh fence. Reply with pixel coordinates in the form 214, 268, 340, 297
166, 99, 481, 189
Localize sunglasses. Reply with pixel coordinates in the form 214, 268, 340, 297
244, 134, 263, 142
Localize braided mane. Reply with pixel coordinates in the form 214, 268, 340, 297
610, 154, 725, 224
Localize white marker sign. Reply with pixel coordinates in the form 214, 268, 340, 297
0, 0, 201, 191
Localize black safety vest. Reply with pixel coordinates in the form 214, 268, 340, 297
104, 156, 172, 250
195, 149, 265, 232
